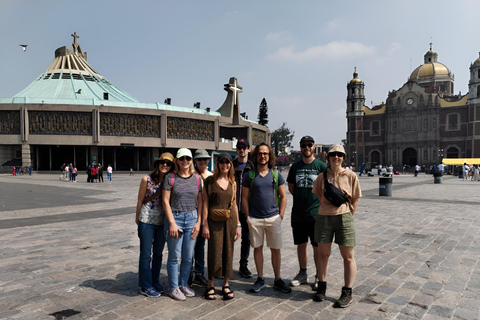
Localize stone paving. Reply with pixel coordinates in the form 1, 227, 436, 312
0, 171, 479, 320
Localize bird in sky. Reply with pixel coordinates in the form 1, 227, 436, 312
19, 45, 28, 52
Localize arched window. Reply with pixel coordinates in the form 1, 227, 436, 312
351, 101, 355, 111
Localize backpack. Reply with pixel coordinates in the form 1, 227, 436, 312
248, 169, 279, 206
170, 173, 201, 190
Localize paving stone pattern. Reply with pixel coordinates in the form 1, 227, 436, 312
0, 172, 479, 319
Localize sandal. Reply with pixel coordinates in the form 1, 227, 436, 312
222, 286, 234, 300
204, 287, 216, 300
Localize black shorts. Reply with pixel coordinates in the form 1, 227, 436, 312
291, 216, 318, 246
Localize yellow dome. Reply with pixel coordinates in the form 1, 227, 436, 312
350, 71, 362, 83
474, 52, 480, 64
409, 62, 451, 80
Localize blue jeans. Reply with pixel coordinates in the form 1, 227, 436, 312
138, 221, 166, 289
165, 210, 198, 290
107, 172, 112, 181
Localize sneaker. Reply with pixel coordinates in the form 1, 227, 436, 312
312, 275, 318, 291
139, 287, 161, 297
313, 281, 326, 302
194, 274, 208, 286
273, 278, 292, 293
168, 288, 186, 301
335, 287, 353, 308
250, 277, 266, 293
239, 266, 252, 278
179, 285, 195, 297
289, 270, 308, 287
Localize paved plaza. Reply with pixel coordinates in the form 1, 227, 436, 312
1, 171, 479, 320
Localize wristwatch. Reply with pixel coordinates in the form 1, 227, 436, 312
237, 223, 241, 227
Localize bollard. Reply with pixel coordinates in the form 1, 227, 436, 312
379, 177, 392, 196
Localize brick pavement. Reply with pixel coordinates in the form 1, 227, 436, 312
0, 172, 479, 319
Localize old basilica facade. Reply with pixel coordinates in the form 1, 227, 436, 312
346, 45, 480, 170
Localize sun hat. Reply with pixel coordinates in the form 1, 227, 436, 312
327, 143, 346, 158
176, 148, 193, 159
194, 149, 211, 160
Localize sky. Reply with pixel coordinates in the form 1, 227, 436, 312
1, 0, 480, 149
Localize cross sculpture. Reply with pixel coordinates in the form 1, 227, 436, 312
70, 32, 83, 54
229, 78, 243, 106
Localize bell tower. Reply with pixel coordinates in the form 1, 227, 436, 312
346, 68, 365, 169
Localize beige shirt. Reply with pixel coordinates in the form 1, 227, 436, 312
312, 167, 362, 215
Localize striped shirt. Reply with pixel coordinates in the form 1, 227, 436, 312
162, 172, 202, 212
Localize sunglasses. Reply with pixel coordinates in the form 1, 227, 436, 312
219, 160, 231, 164
301, 143, 313, 149
329, 152, 344, 158
237, 146, 247, 150
178, 156, 192, 161
158, 160, 173, 167
195, 158, 209, 162
258, 152, 269, 157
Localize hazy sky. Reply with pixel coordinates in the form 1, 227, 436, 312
1, 0, 479, 148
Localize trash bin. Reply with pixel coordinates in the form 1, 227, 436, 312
379, 177, 392, 196
434, 172, 442, 184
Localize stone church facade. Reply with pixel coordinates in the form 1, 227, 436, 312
346, 45, 480, 171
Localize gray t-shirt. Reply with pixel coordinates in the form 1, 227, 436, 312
242, 169, 285, 219
162, 172, 202, 212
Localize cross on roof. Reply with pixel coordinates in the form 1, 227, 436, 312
70, 32, 83, 54
228, 78, 242, 106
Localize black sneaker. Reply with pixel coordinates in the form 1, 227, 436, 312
313, 281, 326, 302
239, 266, 252, 278
273, 278, 292, 293
250, 277, 266, 293
194, 274, 208, 286
335, 287, 353, 308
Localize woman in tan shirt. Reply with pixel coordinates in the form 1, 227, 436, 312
311, 144, 361, 308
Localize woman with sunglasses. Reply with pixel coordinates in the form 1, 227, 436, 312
189, 149, 213, 287
311, 144, 362, 308
202, 153, 241, 300
135, 152, 175, 297
162, 148, 203, 301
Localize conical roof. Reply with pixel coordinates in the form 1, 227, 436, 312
13, 32, 139, 103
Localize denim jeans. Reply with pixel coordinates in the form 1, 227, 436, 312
107, 172, 112, 181
165, 210, 198, 290
138, 221, 166, 289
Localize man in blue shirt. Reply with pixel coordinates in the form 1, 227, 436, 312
241, 143, 291, 293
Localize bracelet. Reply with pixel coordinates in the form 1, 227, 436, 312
237, 223, 241, 227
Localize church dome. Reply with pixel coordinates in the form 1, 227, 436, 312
409, 46, 453, 83
350, 70, 362, 83
473, 52, 480, 65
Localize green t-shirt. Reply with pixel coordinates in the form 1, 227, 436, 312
287, 158, 327, 221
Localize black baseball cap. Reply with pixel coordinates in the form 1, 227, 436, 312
236, 138, 250, 147
300, 135, 315, 144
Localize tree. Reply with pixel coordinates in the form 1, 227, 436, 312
271, 122, 294, 157
257, 98, 268, 126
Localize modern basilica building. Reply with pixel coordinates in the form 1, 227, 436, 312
346, 44, 480, 170
0, 33, 269, 171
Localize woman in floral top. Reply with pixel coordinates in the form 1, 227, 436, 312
135, 152, 174, 297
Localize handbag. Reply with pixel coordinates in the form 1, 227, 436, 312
209, 183, 235, 222
323, 170, 349, 207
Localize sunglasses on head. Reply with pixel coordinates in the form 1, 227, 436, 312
329, 152, 344, 158
301, 143, 313, 149
158, 160, 173, 167
179, 156, 192, 161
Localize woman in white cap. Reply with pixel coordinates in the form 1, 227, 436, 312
311, 143, 362, 308
162, 148, 203, 301
135, 152, 174, 297
202, 153, 241, 300
189, 149, 213, 287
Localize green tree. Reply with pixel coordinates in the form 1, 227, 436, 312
271, 122, 294, 157
257, 98, 268, 126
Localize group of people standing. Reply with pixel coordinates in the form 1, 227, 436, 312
60, 163, 77, 182
135, 137, 362, 308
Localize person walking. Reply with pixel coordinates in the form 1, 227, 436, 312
162, 148, 203, 301
287, 136, 327, 290
233, 138, 254, 278
201, 153, 241, 300
189, 149, 213, 287
311, 144, 362, 307
135, 152, 174, 297
241, 143, 291, 294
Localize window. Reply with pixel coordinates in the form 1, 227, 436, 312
477, 85, 480, 97
447, 113, 459, 131
371, 121, 380, 136
477, 70, 480, 79
351, 101, 355, 111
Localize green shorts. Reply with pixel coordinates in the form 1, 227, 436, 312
314, 213, 356, 247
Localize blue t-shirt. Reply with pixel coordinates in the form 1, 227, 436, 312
242, 169, 285, 219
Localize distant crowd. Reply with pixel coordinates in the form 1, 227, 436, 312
59, 163, 113, 182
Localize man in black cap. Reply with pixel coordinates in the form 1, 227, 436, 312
233, 138, 255, 278
287, 135, 327, 289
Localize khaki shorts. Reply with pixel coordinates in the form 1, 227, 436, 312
314, 213, 356, 247
247, 215, 282, 249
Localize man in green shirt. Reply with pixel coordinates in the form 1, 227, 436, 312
287, 136, 327, 289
